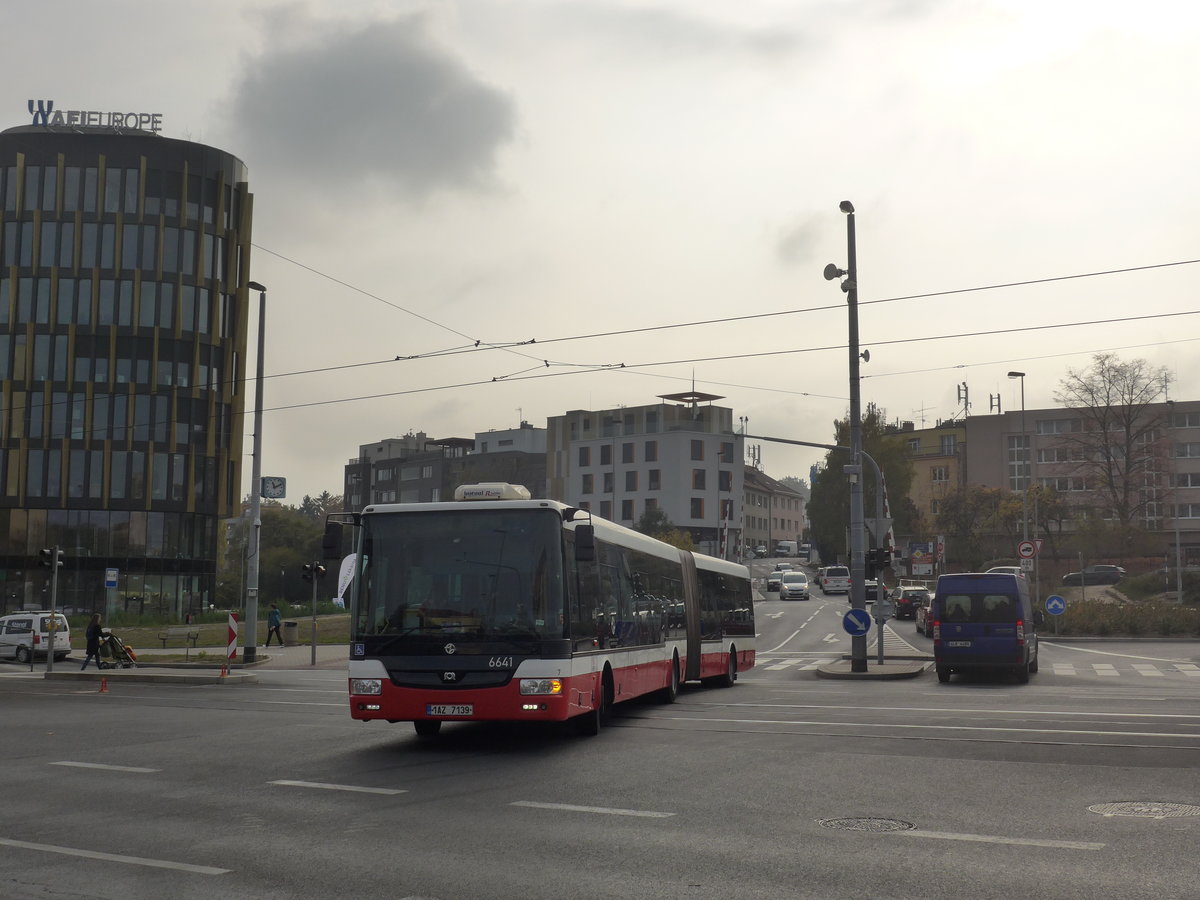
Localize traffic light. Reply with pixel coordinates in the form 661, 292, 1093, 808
313, 564, 327, 580
301, 564, 314, 583
873, 547, 892, 569
39, 547, 63, 568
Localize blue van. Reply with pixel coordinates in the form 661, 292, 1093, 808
932, 573, 1043, 683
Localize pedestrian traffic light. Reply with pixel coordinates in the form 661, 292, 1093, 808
39, 547, 64, 568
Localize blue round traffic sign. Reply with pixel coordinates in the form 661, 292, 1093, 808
1045, 594, 1066, 616
843, 608, 872, 636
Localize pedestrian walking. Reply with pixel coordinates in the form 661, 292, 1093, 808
81, 613, 104, 670
265, 603, 284, 647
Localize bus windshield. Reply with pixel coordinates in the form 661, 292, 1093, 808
352, 507, 565, 645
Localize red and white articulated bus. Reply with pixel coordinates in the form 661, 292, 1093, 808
330, 483, 755, 737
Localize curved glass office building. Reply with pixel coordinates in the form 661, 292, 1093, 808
0, 124, 253, 617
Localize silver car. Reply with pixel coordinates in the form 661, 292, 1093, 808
779, 572, 810, 601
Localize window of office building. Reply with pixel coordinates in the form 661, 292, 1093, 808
648, 469, 660, 490
1037, 418, 1082, 435
622, 442, 634, 464
644, 440, 657, 462
621, 499, 634, 520
691, 440, 704, 461
690, 498, 704, 519
603, 472, 614, 493
625, 471, 637, 491
578, 446, 590, 466
931, 466, 948, 482
600, 444, 612, 466
693, 469, 706, 490
599, 501, 612, 519
581, 473, 593, 494
1007, 435, 1030, 491
718, 470, 732, 492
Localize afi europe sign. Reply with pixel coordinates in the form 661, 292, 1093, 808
28, 99, 162, 133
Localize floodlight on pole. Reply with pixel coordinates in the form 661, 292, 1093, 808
825, 201, 867, 673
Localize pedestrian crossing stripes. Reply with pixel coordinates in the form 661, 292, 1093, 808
755, 657, 1200, 678
1050, 662, 1200, 677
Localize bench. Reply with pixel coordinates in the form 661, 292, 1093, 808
158, 626, 200, 649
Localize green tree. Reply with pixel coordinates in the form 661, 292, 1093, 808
933, 485, 1008, 569
808, 403, 916, 565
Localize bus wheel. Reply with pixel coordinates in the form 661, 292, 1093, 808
657, 655, 680, 704
715, 650, 736, 688
413, 720, 442, 737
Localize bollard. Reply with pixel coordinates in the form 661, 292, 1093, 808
98, 677, 109, 693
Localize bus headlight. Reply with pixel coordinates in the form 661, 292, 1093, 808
350, 678, 382, 695
519, 678, 563, 695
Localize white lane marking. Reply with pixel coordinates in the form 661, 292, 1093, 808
697, 701, 1200, 722
50, 761, 159, 773
1093, 664, 1120, 677
269, 780, 405, 795
1040, 641, 1190, 664
765, 630, 803, 653
1176, 664, 1200, 676
511, 801, 673, 818
895, 830, 1104, 851
767, 611, 786, 620
0, 836, 230, 875
1052, 664, 1076, 674
823, 633, 840, 643
1132, 664, 1165, 677
662, 715, 1200, 741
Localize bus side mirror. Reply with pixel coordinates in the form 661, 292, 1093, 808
575, 524, 595, 563
322, 522, 343, 560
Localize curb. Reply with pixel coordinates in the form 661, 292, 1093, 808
44, 670, 258, 685
815, 657, 931, 680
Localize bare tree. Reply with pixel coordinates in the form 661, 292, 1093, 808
1052, 353, 1171, 531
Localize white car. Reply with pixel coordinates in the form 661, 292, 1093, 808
0, 611, 72, 663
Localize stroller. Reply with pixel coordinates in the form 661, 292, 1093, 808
98, 629, 138, 669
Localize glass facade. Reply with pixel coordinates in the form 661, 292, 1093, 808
0, 126, 252, 617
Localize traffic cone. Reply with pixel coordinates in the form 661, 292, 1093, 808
98, 678, 109, 693
219, 663, 228, 678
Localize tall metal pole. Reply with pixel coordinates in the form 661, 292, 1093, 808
842, 202, 867, 673
244, 282, 267, 663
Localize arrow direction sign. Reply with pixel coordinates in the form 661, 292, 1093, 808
843, 608, 872, 636
1045, 595, 1066, 616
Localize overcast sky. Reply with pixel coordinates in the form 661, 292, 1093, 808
9, 0, 1200, 502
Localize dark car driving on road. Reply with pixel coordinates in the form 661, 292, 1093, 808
889, 586, 930, 620
1062, 564, 1125, 586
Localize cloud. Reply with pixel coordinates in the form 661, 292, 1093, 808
227, 13, 516, 197
775, 214, 825, 266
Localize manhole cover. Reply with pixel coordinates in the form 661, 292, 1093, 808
1088, 802, 1200, 819
819, 817, 915, 833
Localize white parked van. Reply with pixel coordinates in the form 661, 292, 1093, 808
775, 540, 799, 557
0, 612, 72, 663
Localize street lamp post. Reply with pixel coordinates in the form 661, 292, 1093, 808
824, 201, 867, 673
1008, 372, 1028, 544
244, 281, 267, 663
